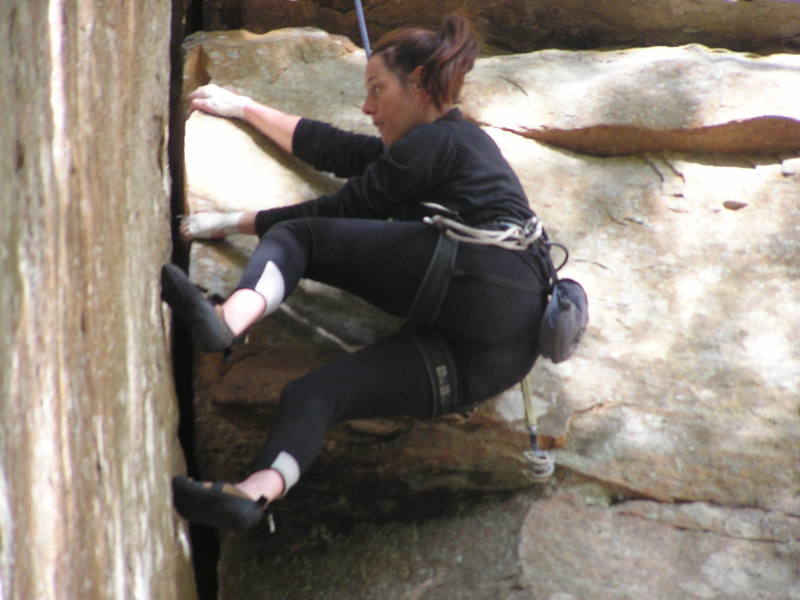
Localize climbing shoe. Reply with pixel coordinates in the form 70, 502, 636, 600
161, 263, 234, 352
172, 475, 271, 533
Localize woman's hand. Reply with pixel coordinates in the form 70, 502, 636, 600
189, 84, 252, 119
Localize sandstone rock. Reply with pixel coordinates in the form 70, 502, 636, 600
204, 0, 800, 54
515, 491, 800, 600
183, 30, 800, 161
214, 488, 800, 600
462, 45, 800, 155
217, 492, 536, 600
180, 28, 799, 599
1, 1, 195, 598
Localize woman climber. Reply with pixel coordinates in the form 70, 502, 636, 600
164, 13, 555, 532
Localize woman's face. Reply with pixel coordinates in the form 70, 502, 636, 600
362, 54, 435, 147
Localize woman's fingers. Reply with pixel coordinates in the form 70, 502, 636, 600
188, 84, 250, 118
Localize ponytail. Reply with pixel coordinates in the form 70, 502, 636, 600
372, 14, 479, 111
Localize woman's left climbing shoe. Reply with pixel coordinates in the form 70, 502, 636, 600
161, 263, 234, 352
172, 475, 270, 532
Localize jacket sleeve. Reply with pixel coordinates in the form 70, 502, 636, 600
255, 123, 450, 236
292, 118, 385, 178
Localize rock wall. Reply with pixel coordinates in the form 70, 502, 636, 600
181, 28, 800, 600
0, 2, 195, 599
201, 0, 800, 53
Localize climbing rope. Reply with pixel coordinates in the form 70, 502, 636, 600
354, 0, 372, 57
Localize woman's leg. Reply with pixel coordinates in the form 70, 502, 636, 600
236, 330, 435, 502
169, 217, 437, 345
198, 218, 436, 500
170, 218, 548, 526
219, 217, 439, 337
225, 220, 548, 499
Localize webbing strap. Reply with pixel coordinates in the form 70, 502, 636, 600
405, 327, 459, 417
407, 232, 458, 328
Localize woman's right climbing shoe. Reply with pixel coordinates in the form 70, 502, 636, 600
172, 475, 270, 532
161, 263, 234, 352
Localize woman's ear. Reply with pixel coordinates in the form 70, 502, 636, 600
410, 65, 425, 91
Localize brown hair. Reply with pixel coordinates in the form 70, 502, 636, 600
372, 14, 479, 111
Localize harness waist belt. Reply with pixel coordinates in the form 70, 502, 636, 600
423, 214, 543, 251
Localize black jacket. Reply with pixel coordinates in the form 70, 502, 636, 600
255, 108, 535, 236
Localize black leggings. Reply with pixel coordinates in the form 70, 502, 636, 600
237, 217, 548, 477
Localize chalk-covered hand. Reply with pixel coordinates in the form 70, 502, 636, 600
188, 84, 252, 119
180, 211, 244, 242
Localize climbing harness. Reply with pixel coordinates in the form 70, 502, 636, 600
413, 208, 588, 482
405, 231, 459, 417
354, 0, 372, 57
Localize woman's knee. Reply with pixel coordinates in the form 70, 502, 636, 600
279, 378, 313, 407
267, 218, 316, 244
278, 376, 334, 421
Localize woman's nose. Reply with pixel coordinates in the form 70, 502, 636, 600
362, 97, 373, 115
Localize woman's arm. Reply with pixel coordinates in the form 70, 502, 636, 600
292, 119, 384, 178
241, 102, 300, 155
253, 126, 448, 237
189, 84, 300, 154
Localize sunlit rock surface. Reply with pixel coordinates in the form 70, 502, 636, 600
0, 1, 195, 599
181, 28, 799, 600
463, 45, 800, 155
